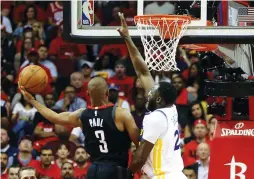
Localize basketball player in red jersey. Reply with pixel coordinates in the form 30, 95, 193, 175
19, 76, 139, 179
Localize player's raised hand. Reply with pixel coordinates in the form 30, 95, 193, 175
18, 82, 35, 102
117, 12, 129, 38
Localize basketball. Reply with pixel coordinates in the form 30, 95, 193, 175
19, 65, 48, 94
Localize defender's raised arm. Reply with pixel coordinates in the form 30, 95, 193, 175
117, 12, 154, 95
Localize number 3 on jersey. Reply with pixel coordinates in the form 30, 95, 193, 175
174, 130, 180, 151
95, 130, 108, 153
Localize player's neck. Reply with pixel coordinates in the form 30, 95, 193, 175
90, 99, 109, 107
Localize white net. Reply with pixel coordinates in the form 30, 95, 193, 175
134, 15, 190, 71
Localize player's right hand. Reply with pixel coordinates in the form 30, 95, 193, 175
18, 82, 35, 102
117, 12, 130, 39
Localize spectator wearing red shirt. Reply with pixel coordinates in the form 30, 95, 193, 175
1, 1, 12, 17
107, 60, 134, 102
99, 44, 128, 59
60, 162, 74, 179
0, 152, 8, 179
55, 143, 74, 170
172, 75, 197, 133
182, 119, 209, 167
49, 24, 87, 76
29, 147, 61, 178
15, 48, 53, 96
47, 1, 63, 25
73, 147, 91, 179
12, 1, 46, 24
33, 121, 59, 152
13, 5, 42, 38
15, 28, 43, 54
58, 72, 90, 105
172, 75, 197, 106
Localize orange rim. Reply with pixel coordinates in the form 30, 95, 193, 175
180, 44, 218, 52
134, 15, 191, 39
134, 14, 191, 24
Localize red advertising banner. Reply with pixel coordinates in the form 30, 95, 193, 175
209, 121, 254, 179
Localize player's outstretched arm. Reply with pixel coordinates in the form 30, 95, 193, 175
116, 107, 140, 147
117, 12, 154, 95
19, 85, 82, 127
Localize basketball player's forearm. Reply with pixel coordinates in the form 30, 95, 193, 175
30, 99, 71, 125
124, 36, 150, 76
128, 156, 145, 173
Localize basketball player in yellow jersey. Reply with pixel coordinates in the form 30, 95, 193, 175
117, 12, 187, 179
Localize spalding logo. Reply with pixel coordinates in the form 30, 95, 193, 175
221, 122, 254, 137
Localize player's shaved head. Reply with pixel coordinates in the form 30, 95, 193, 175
88, 76, 109, 106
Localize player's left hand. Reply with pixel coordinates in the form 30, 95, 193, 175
18, 82, 35, 102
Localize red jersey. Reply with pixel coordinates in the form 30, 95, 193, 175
107, 75, 134, 101
1, 91, 8, 102
47, 2, 63, 24
1, 170, 8, 179
176, 88, 188, 105
29, 160, 60, 179
33, 122, 59, 152
74, 162, 91, 179
15, 64, 53, 95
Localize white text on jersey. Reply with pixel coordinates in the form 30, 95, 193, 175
89, 118, 103, 127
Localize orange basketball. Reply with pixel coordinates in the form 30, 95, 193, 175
19, 65, 48, 94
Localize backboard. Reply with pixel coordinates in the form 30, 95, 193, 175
63, 0, 254, 44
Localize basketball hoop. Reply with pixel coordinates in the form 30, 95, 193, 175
180, 20, 218, 52
134, 15, 191, 71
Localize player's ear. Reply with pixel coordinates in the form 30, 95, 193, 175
156, 97, 161, 103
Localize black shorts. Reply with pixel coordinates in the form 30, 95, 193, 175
86, 162, 134, 179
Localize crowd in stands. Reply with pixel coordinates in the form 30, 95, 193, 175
0, 1, 241, 179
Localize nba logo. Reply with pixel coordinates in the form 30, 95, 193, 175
82, 0, 94, 26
